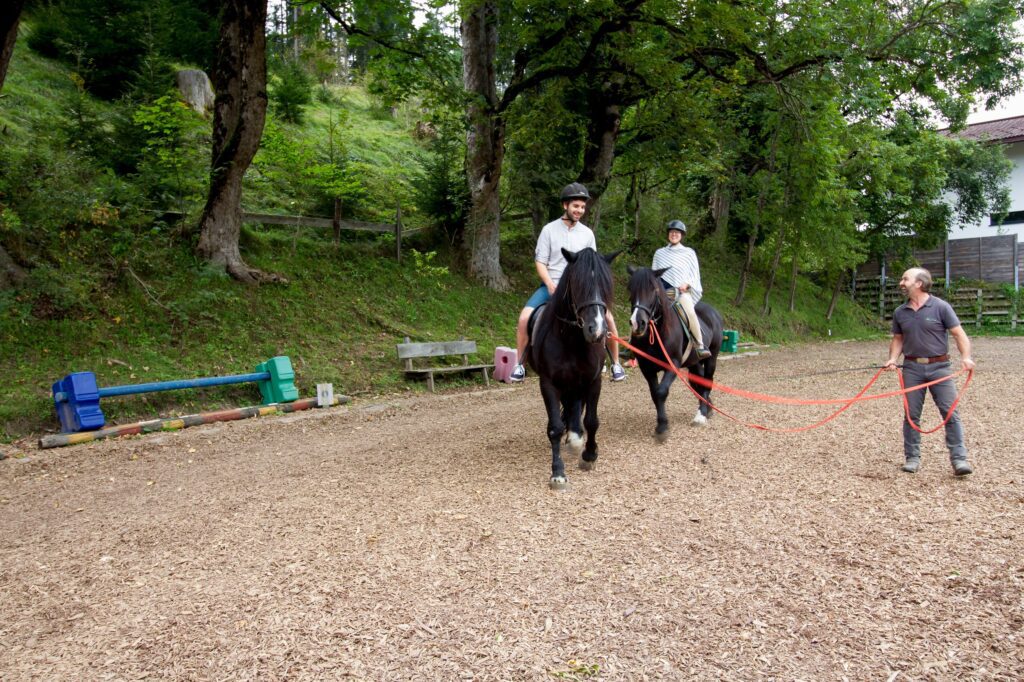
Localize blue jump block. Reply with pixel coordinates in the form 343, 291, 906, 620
52, 372, 106, 433
51, 357, 298, 433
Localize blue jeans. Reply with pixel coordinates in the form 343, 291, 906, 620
901, 361, 967, 462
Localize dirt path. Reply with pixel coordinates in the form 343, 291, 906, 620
2, 338, 1022, 680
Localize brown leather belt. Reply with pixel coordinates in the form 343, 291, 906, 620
904, 354, 949, 364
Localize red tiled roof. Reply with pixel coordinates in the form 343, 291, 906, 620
940, 115, 1024, 144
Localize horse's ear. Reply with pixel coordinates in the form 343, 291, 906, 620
602, 249, 622, 264
562, 247, 578, 263
653, 267, 669, 278
626, 264, 637, 275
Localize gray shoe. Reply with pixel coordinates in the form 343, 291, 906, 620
901, 458, 921, 474
952, 460, 973, 476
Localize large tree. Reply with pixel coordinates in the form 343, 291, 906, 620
196, 0, 280, 283
0, 0, 25, 93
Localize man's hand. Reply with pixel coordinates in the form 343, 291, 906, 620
883, 358, 900, 369
678, 283, 690, 293
546, 282, 556, 295
961, 356, 975, 371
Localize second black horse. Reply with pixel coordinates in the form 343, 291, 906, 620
626, 265, 723, 437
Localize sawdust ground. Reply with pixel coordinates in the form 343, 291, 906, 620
1, 338, 1022, 680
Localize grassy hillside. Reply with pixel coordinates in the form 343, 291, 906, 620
0, 38, 887, 443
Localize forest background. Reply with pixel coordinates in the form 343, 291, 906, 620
0, 0, 1022, 441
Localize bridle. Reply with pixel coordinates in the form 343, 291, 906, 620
559, 297, 607, 333
631, 291, 663, 330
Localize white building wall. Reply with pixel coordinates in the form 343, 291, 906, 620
948, 139, 1024, 242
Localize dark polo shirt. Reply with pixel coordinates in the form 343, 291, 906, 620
891, 295, 961, 358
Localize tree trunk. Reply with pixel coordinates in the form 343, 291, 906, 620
787, 251, 799, 312
577, 80, 623, 211
461, 0, 509, 291
734, 229, 757, 307
0, 243, 26, 290
197, 0, 283, 284
761, 224, 787, 315
825, 270, 845, 320
0, 0, 26, 93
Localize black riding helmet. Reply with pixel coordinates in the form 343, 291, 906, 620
667, 219, 687, 234
560, 182, 590, 202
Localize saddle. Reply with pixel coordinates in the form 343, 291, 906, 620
673, 304, 712, 364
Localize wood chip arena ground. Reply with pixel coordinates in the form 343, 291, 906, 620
2, 338, 1022, 680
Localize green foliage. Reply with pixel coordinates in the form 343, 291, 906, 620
270, 59, 315, 124
249, 115, 365, 214
131, 95, 209, 210
25, 0, 218, 99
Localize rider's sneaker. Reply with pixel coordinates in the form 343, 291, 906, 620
509, 363, 526, 382
696, 345, 712, 360
609, 363, 627, 382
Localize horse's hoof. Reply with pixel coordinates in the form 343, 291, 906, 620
566, 431, 584, 456
579, 458, 596, 472
655, 429, 669, 444
692, 413, 708, 427
550, 477, 568, 491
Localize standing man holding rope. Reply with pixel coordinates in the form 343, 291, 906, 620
883, 267, 975, 476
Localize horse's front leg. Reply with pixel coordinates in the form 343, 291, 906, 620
643, 361, 677, 441
689, 362, 712, 425
563, 394, 584, 459
540, 379, 567, 490
579, 379, 602, 471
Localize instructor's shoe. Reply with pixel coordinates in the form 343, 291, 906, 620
509, 363, 526, 383
695, 345, 712, 360
609, 363, 627, 382
952, 459, 974, 476
901, 458, 921, 474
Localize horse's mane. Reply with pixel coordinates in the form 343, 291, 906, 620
550, 248, 614, 318
629, 267, 673, 322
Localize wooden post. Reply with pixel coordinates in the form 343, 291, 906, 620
976, 289, 982, 327
394, 201, 403, 262
333, 198, 342, 244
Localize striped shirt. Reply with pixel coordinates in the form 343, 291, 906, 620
652, 244, 703, 302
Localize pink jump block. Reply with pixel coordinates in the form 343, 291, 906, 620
493, 346, 519, 383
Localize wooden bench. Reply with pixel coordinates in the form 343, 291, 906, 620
397, 336, 494, 393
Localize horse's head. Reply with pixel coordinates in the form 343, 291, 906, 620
626, 265, 669, 337
558, 247, 617, 344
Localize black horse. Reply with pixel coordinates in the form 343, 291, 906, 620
626, 266, 723, 437
527, 247, 618, 490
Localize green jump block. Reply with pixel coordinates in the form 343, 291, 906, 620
256, 356, 299, 404
722, 329, 739, 353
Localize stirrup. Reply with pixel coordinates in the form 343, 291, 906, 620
696, 346, 712, 360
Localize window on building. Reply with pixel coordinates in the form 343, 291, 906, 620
991, 210, 1024, 226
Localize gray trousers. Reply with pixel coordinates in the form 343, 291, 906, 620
901, 361, 967, 462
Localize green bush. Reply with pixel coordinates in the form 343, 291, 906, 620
270, 60, 314, 124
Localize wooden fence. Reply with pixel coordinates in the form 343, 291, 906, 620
856, 234, 1021, 288
159, 200, 417, 261
852, 276, 1019, 329
242, 199, 412, 261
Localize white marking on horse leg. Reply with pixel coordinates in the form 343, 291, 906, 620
566, 430, 584, 456
692, 412, 707, 426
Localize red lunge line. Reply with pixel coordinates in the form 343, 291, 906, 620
610, 327, 972, 433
